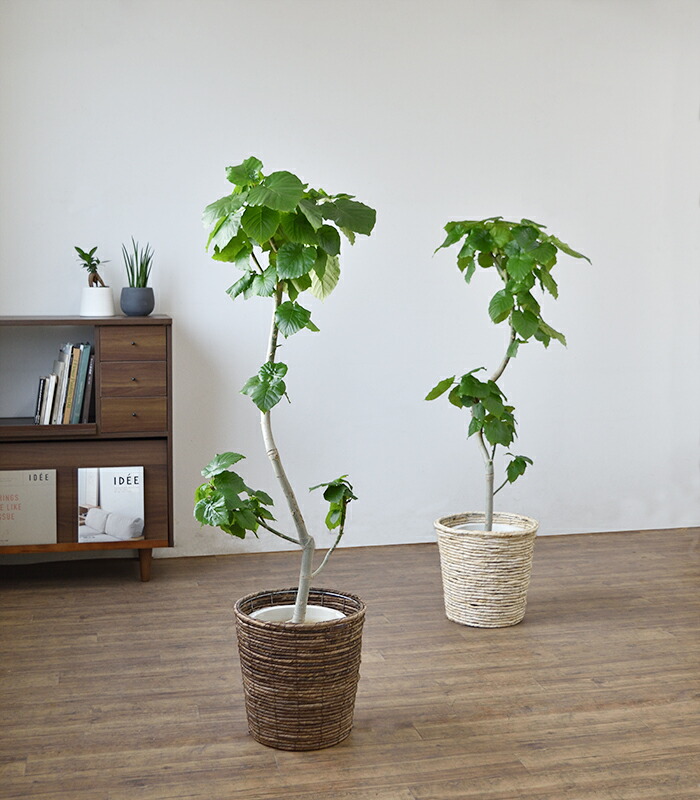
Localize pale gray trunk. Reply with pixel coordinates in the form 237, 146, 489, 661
260, 285, 315, 623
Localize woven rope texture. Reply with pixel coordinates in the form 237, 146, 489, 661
434, 512, 538, 628
234, 588, 366, 751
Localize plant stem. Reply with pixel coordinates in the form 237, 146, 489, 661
260, 283, 315, 623
476, 316, 516, 531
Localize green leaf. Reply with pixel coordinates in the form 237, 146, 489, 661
458, 373, 490, 399
506, 454, 533, 483
227, 271, 255, 300
317, 224, 341, 256
323, 198, 376, 235
247, 171, 305, 212
549, 235, 591, 263
489, 221, 513, 248
207, 207, 245, 252
511, 309, 540, 339
539, 319, 567, 346
506, 339, 521, 359
212, 231, 252, 265
281, 211, 319, 245
225, 157, 263, 186
506, 254, 535, 282
310, 254, 340, 300
298, 198, 324, 230
276, 242, 316, 279
538, 267, 559, 298
275, 301, 314, 337
212, 470, 248, 504
241, 206, 280, 244
241, 362, 288, 412
425, 376, 455, 401
481, 394, 505, 417
202, 452, 245, 478
467, 416, 483, 437
483, 417, 514, 447
245, 265, 277, 298
202, 193, 247, 229
194, 494, 230, 527
488, 290, 514, 323
448, 387, 464, 408
436, 222, 467, 251
531, 241, 558, 268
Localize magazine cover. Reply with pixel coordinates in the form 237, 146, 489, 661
0, 469, 57, 545
78, 466, 145, 543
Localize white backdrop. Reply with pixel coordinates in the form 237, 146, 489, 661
1, 0, 699, 560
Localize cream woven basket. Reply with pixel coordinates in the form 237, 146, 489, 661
434, 512, 538, 628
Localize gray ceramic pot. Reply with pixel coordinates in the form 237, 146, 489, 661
120, 287, 155, 316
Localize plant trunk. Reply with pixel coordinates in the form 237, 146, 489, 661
260, 284, 315, 623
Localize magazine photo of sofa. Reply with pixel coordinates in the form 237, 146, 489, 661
78, 466, 144, 543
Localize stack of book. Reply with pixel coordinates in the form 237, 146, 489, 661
34, 342, 95, 425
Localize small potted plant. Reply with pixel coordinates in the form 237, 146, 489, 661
195, 156, 376, 750
427, 216, 589, 627
76, 245, 115, 317
120, 238, 155, 316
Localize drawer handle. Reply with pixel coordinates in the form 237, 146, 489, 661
132, 412, 138, 417
131, 377, 137, 381
131, 341, 137, 346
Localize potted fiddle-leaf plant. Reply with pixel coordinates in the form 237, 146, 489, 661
427, 216, 589, 628
76, 245, 115, 317
120, 237, 155, 316
194, 156, 376, 750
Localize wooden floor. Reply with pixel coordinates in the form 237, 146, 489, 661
1, 530, 699, 800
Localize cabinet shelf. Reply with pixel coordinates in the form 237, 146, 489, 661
0, 316, 173, 580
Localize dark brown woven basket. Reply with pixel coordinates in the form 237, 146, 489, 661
234, 587, 366, 751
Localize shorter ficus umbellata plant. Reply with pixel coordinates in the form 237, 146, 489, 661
75, 245, 108, 287
194, 156, 375, 623
426, 216, 589, 531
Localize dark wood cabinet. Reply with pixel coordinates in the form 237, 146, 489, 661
0, 315, 173, 580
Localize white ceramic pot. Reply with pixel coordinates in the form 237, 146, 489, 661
80, 286, 115, 317
248, 603, 345, 623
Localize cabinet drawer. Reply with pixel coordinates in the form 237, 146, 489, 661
100, 327, 167, 361
100, 362, 167, 397
100, 397, 167, 433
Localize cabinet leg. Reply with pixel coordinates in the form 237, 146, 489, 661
138, 548, 153, 582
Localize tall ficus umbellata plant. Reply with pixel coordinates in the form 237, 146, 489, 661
194, 156, 376, 623
426, 217, 589, 531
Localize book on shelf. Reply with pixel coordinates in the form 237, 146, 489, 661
0, 469, 57, 546
78, 466, 145, 543
34, 341, 94, 425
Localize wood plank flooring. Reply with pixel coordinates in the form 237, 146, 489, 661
1, 529, 699, 799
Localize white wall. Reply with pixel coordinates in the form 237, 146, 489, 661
1, 0, 699, 560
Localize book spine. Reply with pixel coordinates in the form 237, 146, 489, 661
54, 345, 72, 425
62, 345, 81, 424
34, 377, 47, 424
41, 374, 58, 425
80, 355, 96, 423
70, 343, 92, 424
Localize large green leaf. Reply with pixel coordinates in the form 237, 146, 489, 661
245, 266, 277, 298
549, 235, 591, 262
207, 207, 245, 252
280, 211, 319, 245
488, 290, 514, 323
227, 271, 255, 300
202, 193, 247, 229
226, 157, 263, 186
506, 454, 533, 483
201, 452, 246, 479
310, 254, 340, 300
241, 206, 280, 244
317, 224, 341, 256
298, 198, 324, 230
511, 309, 540, 339
483, 417, 515, 447
506, 254, 535, 282
212, 231, 252, 265
247, 171, 305, 212
194, 494, 229, 527
241, 362, 288, 411
323, 198, 376, 235
275, 301, 315, 337
276, 242, 317, 279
